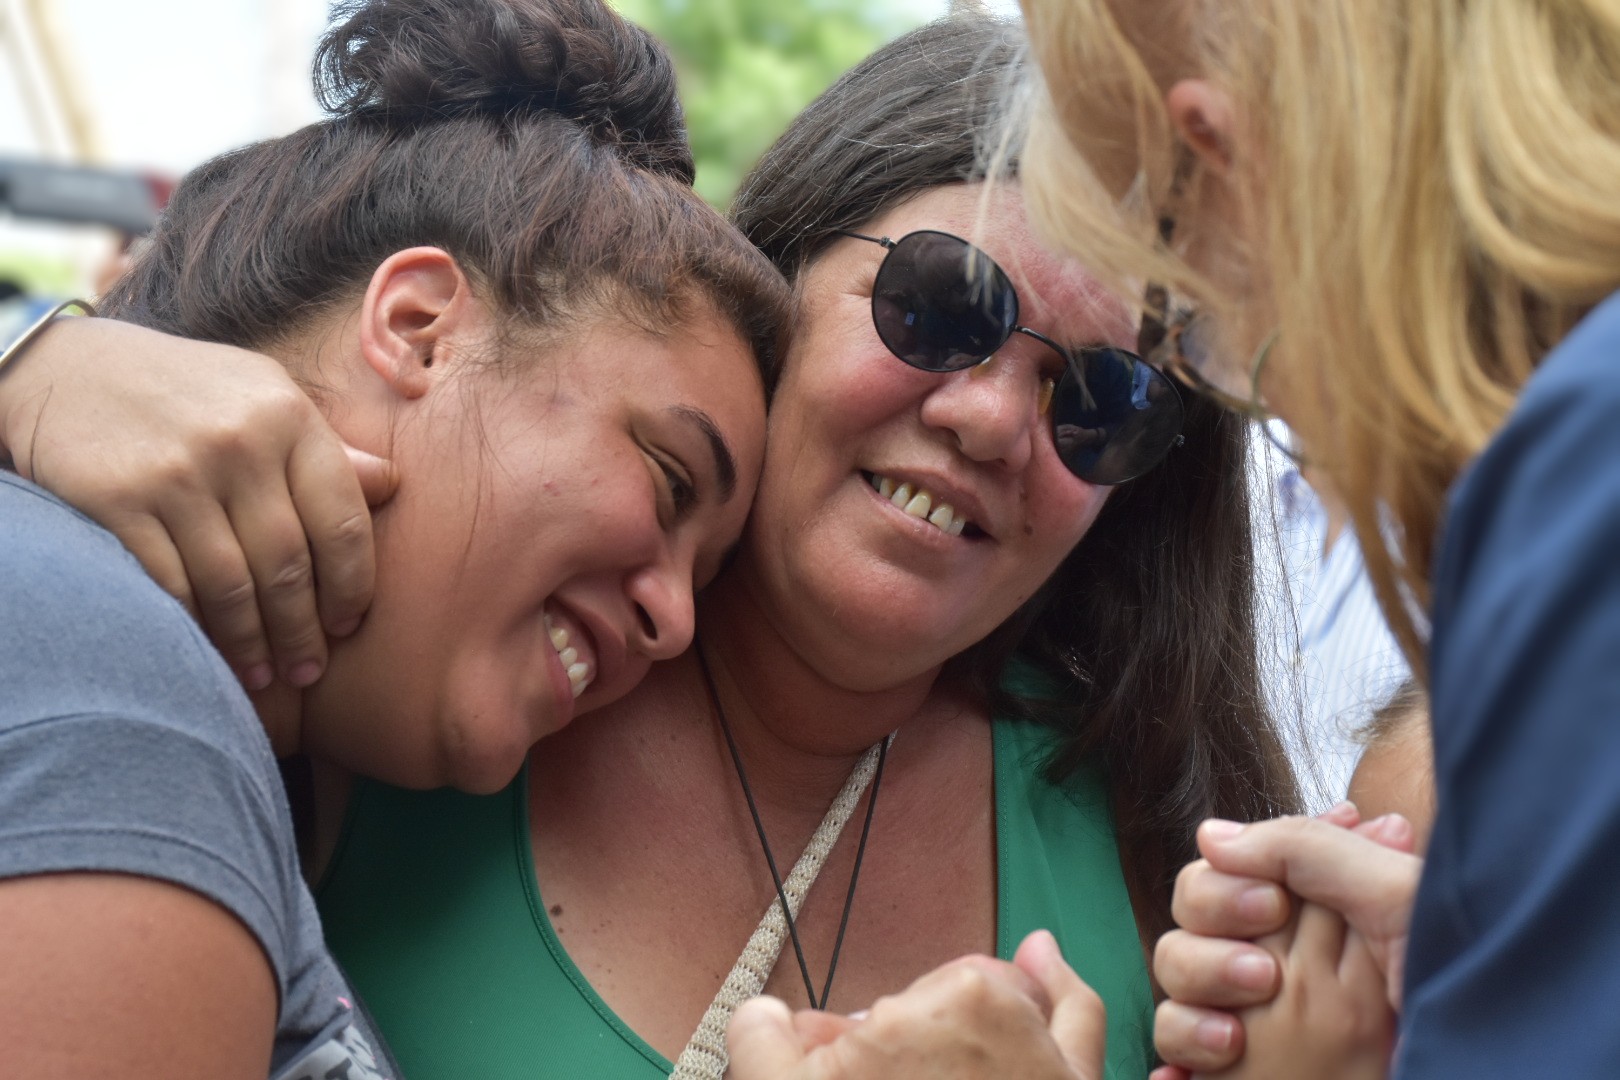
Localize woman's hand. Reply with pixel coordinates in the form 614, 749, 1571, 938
1150, 813, 1422, 1077
0, 317, 396, 689
1169, 902, 1394, 1080
726, 931, 1106, 1080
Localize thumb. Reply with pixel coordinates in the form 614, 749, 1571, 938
1014, 930, 1108, 1080
792, 1009, 861, 1051
727, 996, 811, 1078
1197, 818, 1421, 949
345, 444, 399, 508
1352, 812, 1418, 854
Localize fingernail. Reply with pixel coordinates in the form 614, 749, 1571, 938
1202, 818, 1246, 841
1228, 951, 1277, 990
1237, 885, 1282, 922
330, 616, 362, 637
1321, 800, 1358, 822
1196, 1016, 1235, 1051
243, 663, 274, 692
848, 1010, 870, 1022
286, 660, 324, 688
1371, 813, 1413, 845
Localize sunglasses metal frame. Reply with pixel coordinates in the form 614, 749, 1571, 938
1140, 220, 1301, 462
837, 228, 1186, 485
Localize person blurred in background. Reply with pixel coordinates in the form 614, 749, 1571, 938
1348, 682, 1435, 854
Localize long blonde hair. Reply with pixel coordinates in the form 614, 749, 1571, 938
1017, 0, 1620, 670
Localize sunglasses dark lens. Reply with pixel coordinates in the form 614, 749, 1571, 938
871, 231, 1018, 372
1051, 348, 1186, 485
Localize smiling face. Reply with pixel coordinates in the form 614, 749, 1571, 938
738, 184, 1137, 689
307, 300, 766, 792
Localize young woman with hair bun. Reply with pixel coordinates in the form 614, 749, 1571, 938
0, 0, 786, 1075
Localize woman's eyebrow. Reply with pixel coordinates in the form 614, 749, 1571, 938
667, 405, 738, 502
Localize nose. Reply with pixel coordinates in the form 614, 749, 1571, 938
623, 555, 697, 662
917, 346, 1042, 471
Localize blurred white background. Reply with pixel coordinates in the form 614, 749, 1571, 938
0, 0, 1020, 293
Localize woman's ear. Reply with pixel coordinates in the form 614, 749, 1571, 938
1166, 79, 1237, 176
358, 247, 477, 400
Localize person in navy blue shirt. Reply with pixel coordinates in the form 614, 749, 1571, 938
1005, 0, 1620, 1077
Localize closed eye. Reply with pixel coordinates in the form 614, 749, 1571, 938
653, 452, 698, 525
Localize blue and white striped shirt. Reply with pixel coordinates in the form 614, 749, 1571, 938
1259, 449, 1410, 809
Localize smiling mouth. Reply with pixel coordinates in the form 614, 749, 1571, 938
544, 609, 594, 698
861, 471, 983, 538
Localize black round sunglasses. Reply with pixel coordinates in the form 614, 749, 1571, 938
839, 229, 1185, 486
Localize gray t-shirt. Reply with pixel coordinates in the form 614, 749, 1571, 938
0, 472, 397, 1079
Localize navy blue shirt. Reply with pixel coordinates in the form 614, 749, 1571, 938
1398, 292, 1620, 1075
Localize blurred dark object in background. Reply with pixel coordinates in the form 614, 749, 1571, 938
0, 157, 168, 234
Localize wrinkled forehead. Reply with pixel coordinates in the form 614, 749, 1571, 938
866, 184, 1138, 347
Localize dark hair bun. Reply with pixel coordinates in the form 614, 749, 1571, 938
315, 0, 693, 181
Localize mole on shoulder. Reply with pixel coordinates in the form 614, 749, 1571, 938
550, 904, 564, 917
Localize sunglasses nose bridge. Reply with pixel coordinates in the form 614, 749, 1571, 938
1010, 325, 1088, 397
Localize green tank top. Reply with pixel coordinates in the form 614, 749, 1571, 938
316, 715, 1154, 1079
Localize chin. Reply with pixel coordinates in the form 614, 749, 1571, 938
814, 620, 968, 690
440, 705, 543, 795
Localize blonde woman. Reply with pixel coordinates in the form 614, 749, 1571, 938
1009, 0, 1620, 1077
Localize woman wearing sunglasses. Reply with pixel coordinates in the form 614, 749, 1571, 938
1009, 0, 1620, 1077
5, 15, 1299, 1080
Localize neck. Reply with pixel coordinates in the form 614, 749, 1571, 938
693, 563, 948, 814
251, 681, 304, 759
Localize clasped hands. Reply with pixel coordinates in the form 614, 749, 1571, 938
1149, 804, 1424, 1080
724, 929, 1107, 1080
723, 806, 1423, 1080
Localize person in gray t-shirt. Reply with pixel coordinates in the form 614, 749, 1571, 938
0, 0, 780, 1071
0, 472, 394, 1078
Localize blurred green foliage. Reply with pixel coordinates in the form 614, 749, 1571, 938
0, 251, 84, 295
612, 0, 930, 207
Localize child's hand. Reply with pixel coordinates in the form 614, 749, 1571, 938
1221, 901, 1395, 1080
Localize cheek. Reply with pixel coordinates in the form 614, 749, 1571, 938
769, 349, 933, 464
1019, 467, 1112, 570
486, 454, 663, 575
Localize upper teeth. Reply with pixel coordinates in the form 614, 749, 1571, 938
545, 613, 592, 698
869, 473, 968, 536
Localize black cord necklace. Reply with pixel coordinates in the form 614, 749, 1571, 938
695, 644, 890, 1011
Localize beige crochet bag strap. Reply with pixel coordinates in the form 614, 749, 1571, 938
669, 737, 889, 1080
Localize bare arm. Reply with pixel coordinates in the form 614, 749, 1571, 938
0, 872, 278, 1078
